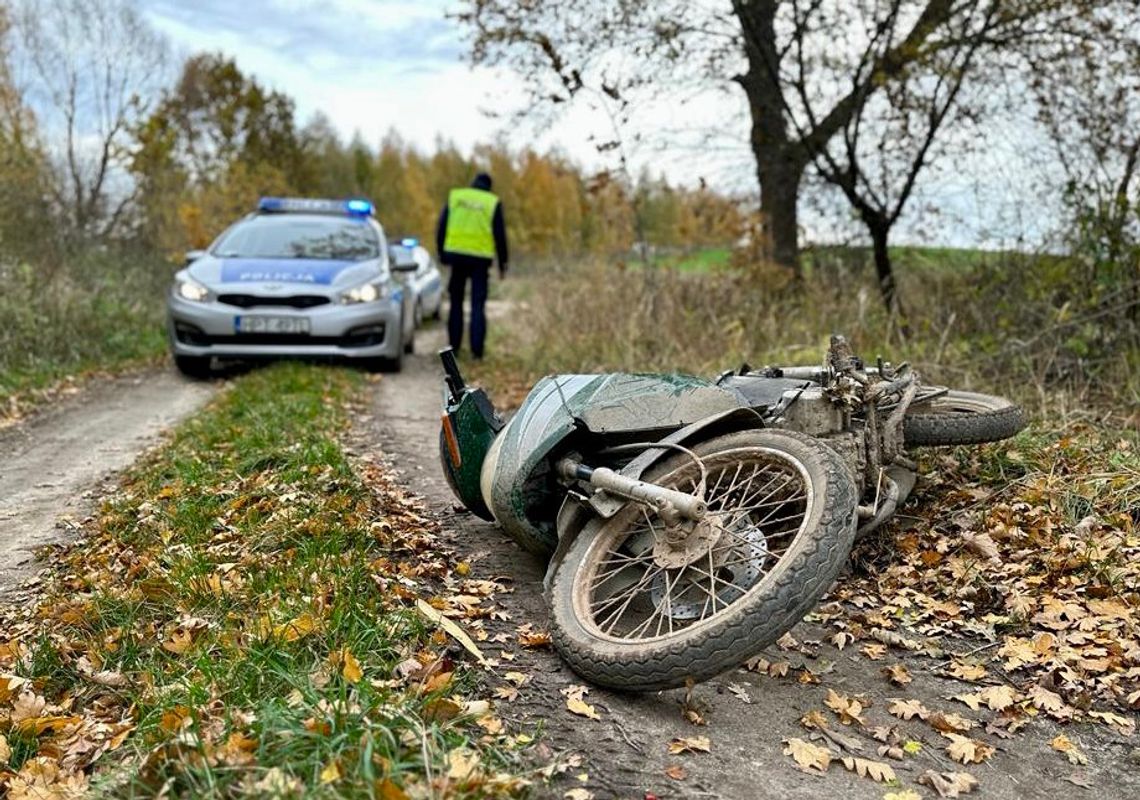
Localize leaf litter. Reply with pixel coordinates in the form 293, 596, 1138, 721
777, 428, 1139, 796
0, 365, 543, 798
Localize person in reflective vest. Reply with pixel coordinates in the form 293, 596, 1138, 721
435, 173, 509, 360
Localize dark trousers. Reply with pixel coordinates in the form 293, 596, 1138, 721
447, 259, 490, 358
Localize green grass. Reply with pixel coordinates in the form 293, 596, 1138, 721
0, 363, 531, 798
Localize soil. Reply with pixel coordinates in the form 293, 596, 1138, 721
361, 319, 1140, 800
0, 369, 214, 597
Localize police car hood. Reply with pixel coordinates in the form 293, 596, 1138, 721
189, 255, 382, 291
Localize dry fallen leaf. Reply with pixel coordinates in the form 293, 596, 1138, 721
943, 733, 995, 765
494, 685, 519, 702
918, 769, 979, 797
861, 642, 888, 660
927, 711, 975, 734
1026, 684, 1066, 714
562, 685, 601, 721
1051, 734, 1088, 765
341, 649, 363, 683
668, 736, 711, 755
664, 764, 687, 780
977, 684, 1017, 711
887, 698, 929, 721
840, 756, 896, 783
824, 689, 865, 725
1088, 710, 1136, 736
503, 671, 530, 687
783, 737, 831, 773
447, 749, 480, 781
882, 664, 912, 686
320, 760, 342, 784
946, 661, 987, 681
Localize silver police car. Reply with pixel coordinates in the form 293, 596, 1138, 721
167, 198, 416, 377
390, 238, 443, 325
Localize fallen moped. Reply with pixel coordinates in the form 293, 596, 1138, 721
439, 337, 1024, 690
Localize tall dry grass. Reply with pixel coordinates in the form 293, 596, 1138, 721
476, 254, 1139, 426
0, 247, 171, 414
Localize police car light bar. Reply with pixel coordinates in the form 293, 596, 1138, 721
400, 237, 419, 247
258, 197, 374, 217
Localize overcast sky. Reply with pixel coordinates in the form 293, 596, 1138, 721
137, 1, 611, 166
135, 0, 1049, 249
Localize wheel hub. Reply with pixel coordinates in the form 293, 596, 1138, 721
650, 519, 769, 621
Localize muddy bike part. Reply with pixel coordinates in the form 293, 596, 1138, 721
903, 390, 1025, 446
557, 459, 709, 523
549, 429, 857, 691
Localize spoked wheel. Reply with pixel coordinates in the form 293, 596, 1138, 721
550, 429, 857, 691
903, 389, 1024, 446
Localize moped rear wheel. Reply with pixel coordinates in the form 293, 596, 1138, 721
549, 429, 857, 691
903, 389, 1024, 446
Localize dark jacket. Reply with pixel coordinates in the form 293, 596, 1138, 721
436, 200, 509, 274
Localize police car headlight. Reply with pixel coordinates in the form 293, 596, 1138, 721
341, 280, 387, 305
176, 277, 209, 302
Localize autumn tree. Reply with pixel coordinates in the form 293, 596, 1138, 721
1032, 8, 1140, 308
456, 0, 1113, 284
9, 0, 167, 241
0, 6, 52, 260
132, 53, 305, 251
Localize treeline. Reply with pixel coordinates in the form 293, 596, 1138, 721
0, 5, 744, 265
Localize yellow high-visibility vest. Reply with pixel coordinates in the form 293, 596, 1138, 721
443, 187, 499, 259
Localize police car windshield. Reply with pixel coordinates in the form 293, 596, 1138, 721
214, 215, 379, 261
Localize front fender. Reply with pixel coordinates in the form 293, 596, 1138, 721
587, 406, 764, 519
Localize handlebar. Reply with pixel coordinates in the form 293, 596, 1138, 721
439, 348, 465, 403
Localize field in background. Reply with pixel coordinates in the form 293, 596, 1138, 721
472, 251, 1139, 427
0, 249, 171, 418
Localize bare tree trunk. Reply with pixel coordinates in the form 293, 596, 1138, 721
756, 153, 803, 272
870, 225, 896, 311
868, 221, 910, 336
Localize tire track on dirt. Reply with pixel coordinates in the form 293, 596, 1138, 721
0, 369, 214, 596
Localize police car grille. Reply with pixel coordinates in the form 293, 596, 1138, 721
218, 294, 330, 309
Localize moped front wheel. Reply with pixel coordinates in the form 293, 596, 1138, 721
549, 429, 857, 691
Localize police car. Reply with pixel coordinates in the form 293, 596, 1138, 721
390, 238, 443, 325
167, 197, 416, 376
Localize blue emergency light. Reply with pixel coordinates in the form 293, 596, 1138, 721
400, 237, 419, 247
258, 197, 374, 217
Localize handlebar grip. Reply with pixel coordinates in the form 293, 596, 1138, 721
439, 347, 465, 402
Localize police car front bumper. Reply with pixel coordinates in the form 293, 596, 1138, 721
167, 293, 404, 360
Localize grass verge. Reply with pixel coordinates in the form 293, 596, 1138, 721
0, 363, 533, 798
0, 250, 171, 423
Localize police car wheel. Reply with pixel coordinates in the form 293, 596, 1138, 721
174, 354, 212, 380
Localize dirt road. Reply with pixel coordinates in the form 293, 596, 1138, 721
365, 322, 1138, 800
0, 369, 214, 595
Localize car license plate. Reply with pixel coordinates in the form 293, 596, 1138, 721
234, 316, 311, 335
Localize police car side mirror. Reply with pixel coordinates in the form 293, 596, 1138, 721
184, 249, 207, 265
390, 249, 418, 273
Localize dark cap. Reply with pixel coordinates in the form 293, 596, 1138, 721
471, 172, 493, 191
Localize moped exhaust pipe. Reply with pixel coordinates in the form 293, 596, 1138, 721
557, 459, 707, 521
